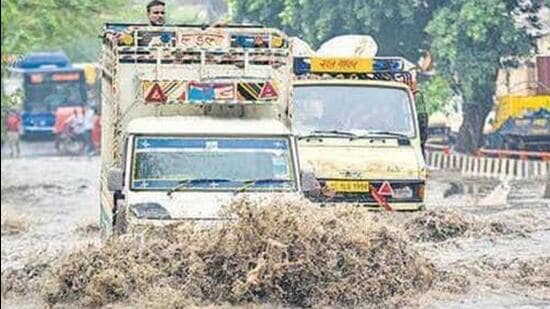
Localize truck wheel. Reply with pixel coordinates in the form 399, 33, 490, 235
113, 204, 128, 235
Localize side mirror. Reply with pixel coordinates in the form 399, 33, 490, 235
107, 167, 123, 192
301, 171, 321, 196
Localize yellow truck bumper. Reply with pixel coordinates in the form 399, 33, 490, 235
313, 201, 425, 211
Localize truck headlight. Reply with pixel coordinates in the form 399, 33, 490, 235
392, 186, 414, 199
129, 203, 171, 220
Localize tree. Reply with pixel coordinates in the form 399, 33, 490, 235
228, 0, 446, 59
0, 0, 133, 61
426, 0, 543, 152
421, 76, 455, 115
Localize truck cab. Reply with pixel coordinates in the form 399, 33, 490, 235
292, 57, 427, 210
105, 117, 300, 233
427, 112, 456, 146
484, 95, 550, 151
100, 24, 298, 235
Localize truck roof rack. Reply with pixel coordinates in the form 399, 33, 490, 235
102, 24, 293, 107
105, 23, 265, 29
103, 24, 290, 70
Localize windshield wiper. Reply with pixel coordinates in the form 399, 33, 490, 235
234, 178, 292, 194
352, 130, 409, 140
166, 178, 232, 196
298, 130, 357, 140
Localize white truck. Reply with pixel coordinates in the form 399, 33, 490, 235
100, 24, 301, 235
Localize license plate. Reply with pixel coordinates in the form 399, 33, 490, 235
177, 32, 227, 49
325, 181, 370, 192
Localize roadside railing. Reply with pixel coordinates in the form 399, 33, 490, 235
476, 148, 550, 161
425, 144, 550, 180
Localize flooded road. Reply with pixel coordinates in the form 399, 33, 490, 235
1, 142, 549, 308
1, 155, 100, 271
419, 175, 550, 307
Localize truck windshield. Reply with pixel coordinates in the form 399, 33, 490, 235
131, 136, 297, 192
24, 80, 86, 112
293, 85, 416, 137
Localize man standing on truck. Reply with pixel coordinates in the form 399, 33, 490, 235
147, 0, 166, 26
105, 0, 167, 42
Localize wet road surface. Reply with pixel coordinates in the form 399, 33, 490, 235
1, 141, 549, 308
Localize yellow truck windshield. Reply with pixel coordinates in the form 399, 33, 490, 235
293, 85, 416, 137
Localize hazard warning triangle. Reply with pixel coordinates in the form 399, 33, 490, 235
259, 82, 278, 99
377, 181, 394, 196
178, 89, 186, 102
145, 83, 167, 103
370, 184, 393, 211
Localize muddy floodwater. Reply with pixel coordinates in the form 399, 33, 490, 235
1, 142, 549, 308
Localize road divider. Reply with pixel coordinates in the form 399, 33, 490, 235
425, 148, 549, 180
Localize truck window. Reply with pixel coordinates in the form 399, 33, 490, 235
24, 77, 86, 112
131, 136, 297, 192
293, 85, 416, 137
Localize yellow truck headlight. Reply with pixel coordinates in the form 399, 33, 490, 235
392, 186, 414, 199
391, 183, 425, 200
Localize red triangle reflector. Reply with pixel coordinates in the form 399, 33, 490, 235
377, 181, 394, 196
259, 81, 278, 99
145, 83, 167, 103
178, 89, 186, 102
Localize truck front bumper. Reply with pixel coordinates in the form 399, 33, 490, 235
312, 201, 425, 211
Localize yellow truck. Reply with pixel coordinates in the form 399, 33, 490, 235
293, 56, 427, 210
484, 95, 550, 151
493, 95, 550, 130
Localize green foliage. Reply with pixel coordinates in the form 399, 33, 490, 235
0, 0, 205, 141
425, 0, 543, 151
228, 0, 442, 59
0, 0, 202, 62
421, 76, 455, 115
426, 0, 531, 106
1, 0, 124, 60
